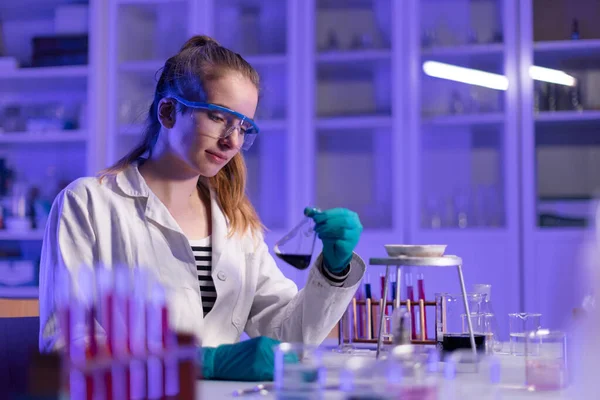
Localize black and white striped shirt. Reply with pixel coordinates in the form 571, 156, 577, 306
190, 237, 216, 317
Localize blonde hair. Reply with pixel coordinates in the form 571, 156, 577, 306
99, 35, 263, 238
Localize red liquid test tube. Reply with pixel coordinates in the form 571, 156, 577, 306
417, 273, 427, 340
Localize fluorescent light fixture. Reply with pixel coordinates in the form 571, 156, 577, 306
529, 66, 576, 86
422, 61, 509, 91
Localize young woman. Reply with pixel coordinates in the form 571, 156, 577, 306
39, 35, 365, 381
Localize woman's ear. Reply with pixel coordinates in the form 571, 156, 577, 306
157, 98, 176, 129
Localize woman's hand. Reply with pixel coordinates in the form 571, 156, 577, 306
305, 207, 363, 274
201, 336, 281, 381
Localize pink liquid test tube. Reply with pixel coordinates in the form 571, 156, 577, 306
147, 279, 170, 399
129, 268, 150, 400
97, 267, 115, 400
114, 266, 132, 400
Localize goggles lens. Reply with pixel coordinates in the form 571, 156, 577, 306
173, 96, 260, 151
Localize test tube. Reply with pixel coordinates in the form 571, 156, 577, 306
130, 268, 150, 400
405, 272, 416, 340
96, 267, 114, 400
355, 291, 363, 339
364, 274, 373, 339
147, 281, 170, 399
55, 266, 73, 396
417, 273, 428, 340
177, 334, 197, 400
389, 272, 396, 315
77, 266, 98, 400
113, 266, 131, 400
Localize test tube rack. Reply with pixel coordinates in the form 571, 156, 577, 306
59, 332, 198, 400
338, 254, 477, 359
339, 298, 437, 346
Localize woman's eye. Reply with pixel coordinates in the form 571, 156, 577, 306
208, 112, 226, 123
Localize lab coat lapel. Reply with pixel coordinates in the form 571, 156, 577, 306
144, 194, 184, 235
117, 163, 184, 235
208, 191, 243, 334
210, 191, 227, 268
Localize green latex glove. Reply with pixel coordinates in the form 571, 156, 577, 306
304, 207, 363, 274
200, 336, 280, 381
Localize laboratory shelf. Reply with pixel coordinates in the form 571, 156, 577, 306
0, 65, 88, 80
316, 49, 391, 64
118, 60, 163, 74
316, 115, 392, 130
119, 55, 287, 74
534, 39, 600, 55
422, 43, 504, 58
422, 113, 504, 127
533, 39, 600, 66
535, 111, 600, 123
0, 287, 39, 299
258, 119, 288, 131
245, 54, 287, 66
117, 0, 186, 4
413, 228, 508, 237
0, 131, 87, 144
0, 230, 45, 241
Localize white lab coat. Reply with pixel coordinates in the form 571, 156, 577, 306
39, 163, 366, 351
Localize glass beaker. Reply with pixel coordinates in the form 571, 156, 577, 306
508, 313, 542, 355
525, 330, 568, 391
461, 312, 498, 354
339, 356, 387, 399
443, 349, 502, 400
435, 293, 487, 357
273, 208, 319, 270
383, 346, 439, 398
274, 343, 324, 400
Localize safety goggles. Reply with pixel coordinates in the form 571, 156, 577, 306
172, 95, 259, 151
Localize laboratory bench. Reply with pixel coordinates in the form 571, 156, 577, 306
197, 350, 571, 399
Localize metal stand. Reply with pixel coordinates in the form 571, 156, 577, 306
368, 255, 476, 359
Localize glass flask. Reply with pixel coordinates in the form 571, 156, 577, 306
274, 208, 319, 270
472, 284, 502, 353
